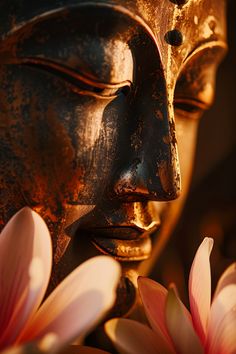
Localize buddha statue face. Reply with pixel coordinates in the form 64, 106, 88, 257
0, 0, 226, 314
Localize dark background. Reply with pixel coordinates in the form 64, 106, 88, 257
152, 0, 236, 303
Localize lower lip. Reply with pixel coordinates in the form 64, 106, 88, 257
92, 236, 152, 261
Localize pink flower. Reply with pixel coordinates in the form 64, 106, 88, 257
106, 238, 236, 354
0, 207, 121, 353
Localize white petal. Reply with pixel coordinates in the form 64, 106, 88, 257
105, 318, 174, 354
207, 309, 236, 354
206, 284, 236, 353
21, 256, 121, 350
188, 237, 213, 342
0, 208, 52, 347
214, 263, 236, 299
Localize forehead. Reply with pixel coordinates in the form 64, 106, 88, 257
0, 0, 226, 40
0, 0, 227, 81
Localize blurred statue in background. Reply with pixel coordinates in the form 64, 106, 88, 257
0, 0, 227, 315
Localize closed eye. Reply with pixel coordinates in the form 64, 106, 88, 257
174, 98, 209, 118
15, 57, 132, 98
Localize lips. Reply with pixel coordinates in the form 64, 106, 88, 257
72, 201, 161, 261
80, 224, 159, 261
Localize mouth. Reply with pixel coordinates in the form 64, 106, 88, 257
80, 223, 159, 261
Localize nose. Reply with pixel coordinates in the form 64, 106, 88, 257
112, 72, 181, 202
114, 155, 180, 201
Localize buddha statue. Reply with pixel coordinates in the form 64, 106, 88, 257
0, 0, 227, 316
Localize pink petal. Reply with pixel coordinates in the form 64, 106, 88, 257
207, 309, 236, 354
21, 256, 121, 350
188, 237, 213, 342
138, 277, 171, 342
105, 318, 174, 354
165, 288, 204, 354
0, 208, 52, 348
206, 284, 236, 353
214, 263, 236, 299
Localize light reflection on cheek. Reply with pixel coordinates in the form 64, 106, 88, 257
76, 106, 104, 151
74, 99, 113, 154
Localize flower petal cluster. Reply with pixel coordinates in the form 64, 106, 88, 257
0, 207, 121, 353
106, 238, 236, 354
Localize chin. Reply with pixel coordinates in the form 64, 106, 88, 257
47, 201, 171, 317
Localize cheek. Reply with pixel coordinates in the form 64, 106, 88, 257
0, 66, 121, 206
64, 98, 121, 203
175, 117, 199, 194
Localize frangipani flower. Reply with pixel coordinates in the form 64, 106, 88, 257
0, 207, 121, 353
106, 238, 236, 354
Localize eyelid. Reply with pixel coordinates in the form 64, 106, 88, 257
174, 98, 210, 111
182, 41, 227, 67
10, 56, 132, 97
174, 98, 210, 119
